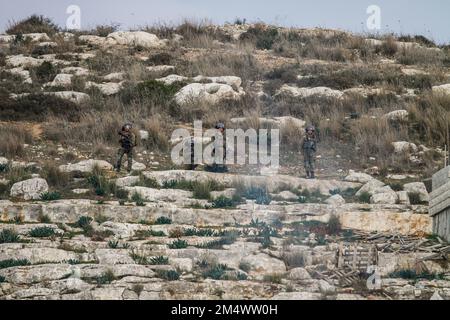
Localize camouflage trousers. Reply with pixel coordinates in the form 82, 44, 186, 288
116, 148, 133, 172
303, 152, 315, 172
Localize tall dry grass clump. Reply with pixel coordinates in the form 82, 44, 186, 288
0, 123, 34, 158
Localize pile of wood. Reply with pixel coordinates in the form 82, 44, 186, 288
343, 231, 450, 259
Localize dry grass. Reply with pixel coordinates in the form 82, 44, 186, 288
396, 46, 446, 66
6, 15, 59, 35
140, 116, 172, 151
0, 124, 33, 158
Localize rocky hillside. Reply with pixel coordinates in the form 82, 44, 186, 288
0, 17, 449, 300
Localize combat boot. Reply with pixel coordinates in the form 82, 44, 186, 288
310, 171, 315, 179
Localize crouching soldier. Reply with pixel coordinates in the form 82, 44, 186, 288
115, 123, 137, 173
301, 125, 317, 179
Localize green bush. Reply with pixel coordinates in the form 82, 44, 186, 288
202, 264, 228, 280
149, 256, 169, 265
6, 15, 59, 35
0, 229, 21, 243
96, 270, 116, 284
29, 226, 56, 238
87, 168, 114, 196
155, 216, 172, 225
120, 80, 184, 105
241, 25, 279, 50
212, 195, 242, 208
0, 94, 81, 122
33, 61, 58, 83
0, 276, 5, 283
0, 259, 31, 269
388, 269, 445, 281
107, 239, 119, 249
168, 239, 188, 249
39, 192, 62, 201
408, 192, 424, 205
358, 192, 371, 204
75, 216, 93, 229
327, 214, 342, 235
156, 269, 180, 281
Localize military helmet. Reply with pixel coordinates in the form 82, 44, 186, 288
124, 123, 133, 130
305, 125, 315, 132
215, 122, 225, 130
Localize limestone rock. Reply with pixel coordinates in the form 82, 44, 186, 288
46, 74, 73, 87
6, 54, 43, 68
10, 178, 49, 200
85, 81, 123, 95
432, 84, 450, 95
104, 72, 125, 81
156, 74, 188, 85
287, 267, 311, 280
403, 182, 429, 202
46, 91, 90, 104
107, 31, 167, 49
139, 130, 149, 141
240, 253, 286, 275
345, 170, 374, 184
355, 179, 385, 197
175, 83, 245, 106
116, 176, 140, 188
146, 65, 175, 77
61, 67, 90, 76
275, 85, 344, 99
370, 192, 398, 205
392, 141, 418, 154
59, 159, 113, 173
384, 110, 409, 122
325, 194, 346, 206
124, 187, 192, 202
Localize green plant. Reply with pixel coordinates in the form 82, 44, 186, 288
149, 256, 169, 265
212, 195, 237, 208
155, 216, 172, 225
0, 276, 5, 283
0, 229, 21, 243
33, 61, 58, 83
29, 226, 56, 238
131, 284, 144, 296
327, 214, 342, 235
38, 213, 52, 223
6, 15, 59, 35
168, 239, 188, 249
358, 192, 371, 204
39, 191, 62, 201
202, 264, 229, 280
108, 239, 119, 249
96, 269, 116, 285
0, 259, 31, 269
408, 192, 424, 205
75, 216, 93, 229
239, 262, 251, 273
388, 269, 445, 281
156, 269, 180, 281
263, 273, 283, 284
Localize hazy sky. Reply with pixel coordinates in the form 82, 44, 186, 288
1, 0, 449, 44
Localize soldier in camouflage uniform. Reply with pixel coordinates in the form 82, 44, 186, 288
115, 123, 137, 173
301, 125, 317, 179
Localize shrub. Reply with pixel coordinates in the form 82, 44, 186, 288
263, 273, 283, 284
39, 192, 62, 201
168, 239, 188, 249
282, 251, 305, 268
357, 192, 372, 204
202, 264, 228, 280
156, 269, 180, 281
155, 216, 172, 225
87, 167, 114, 196
0, 124, 33, 158
388, 269, 445, 281
75, 216, 93, 229
0, 229, 21, 243
192, 182, 212, 200
141, 116, 171, 152
0, 276, 5, 283
408, 192, 423, 205
38, 213, 51, 223
0, 259, 31, 269
1, 94, 81, 122
327, 214, 342, 235
41, 163, 70, 189
96, 269, 116, 284
241, 24, 279, 50
149, 256, 169, 265
6, 15, 59, 35
33, 61, 57, 83
212, 196, 236, 208
107, 239, 119, 249
378, 36, 398, 56
120, 80, 183, 105
29, 226, 56, 238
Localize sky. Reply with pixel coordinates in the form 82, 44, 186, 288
1, 0, 449, 44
